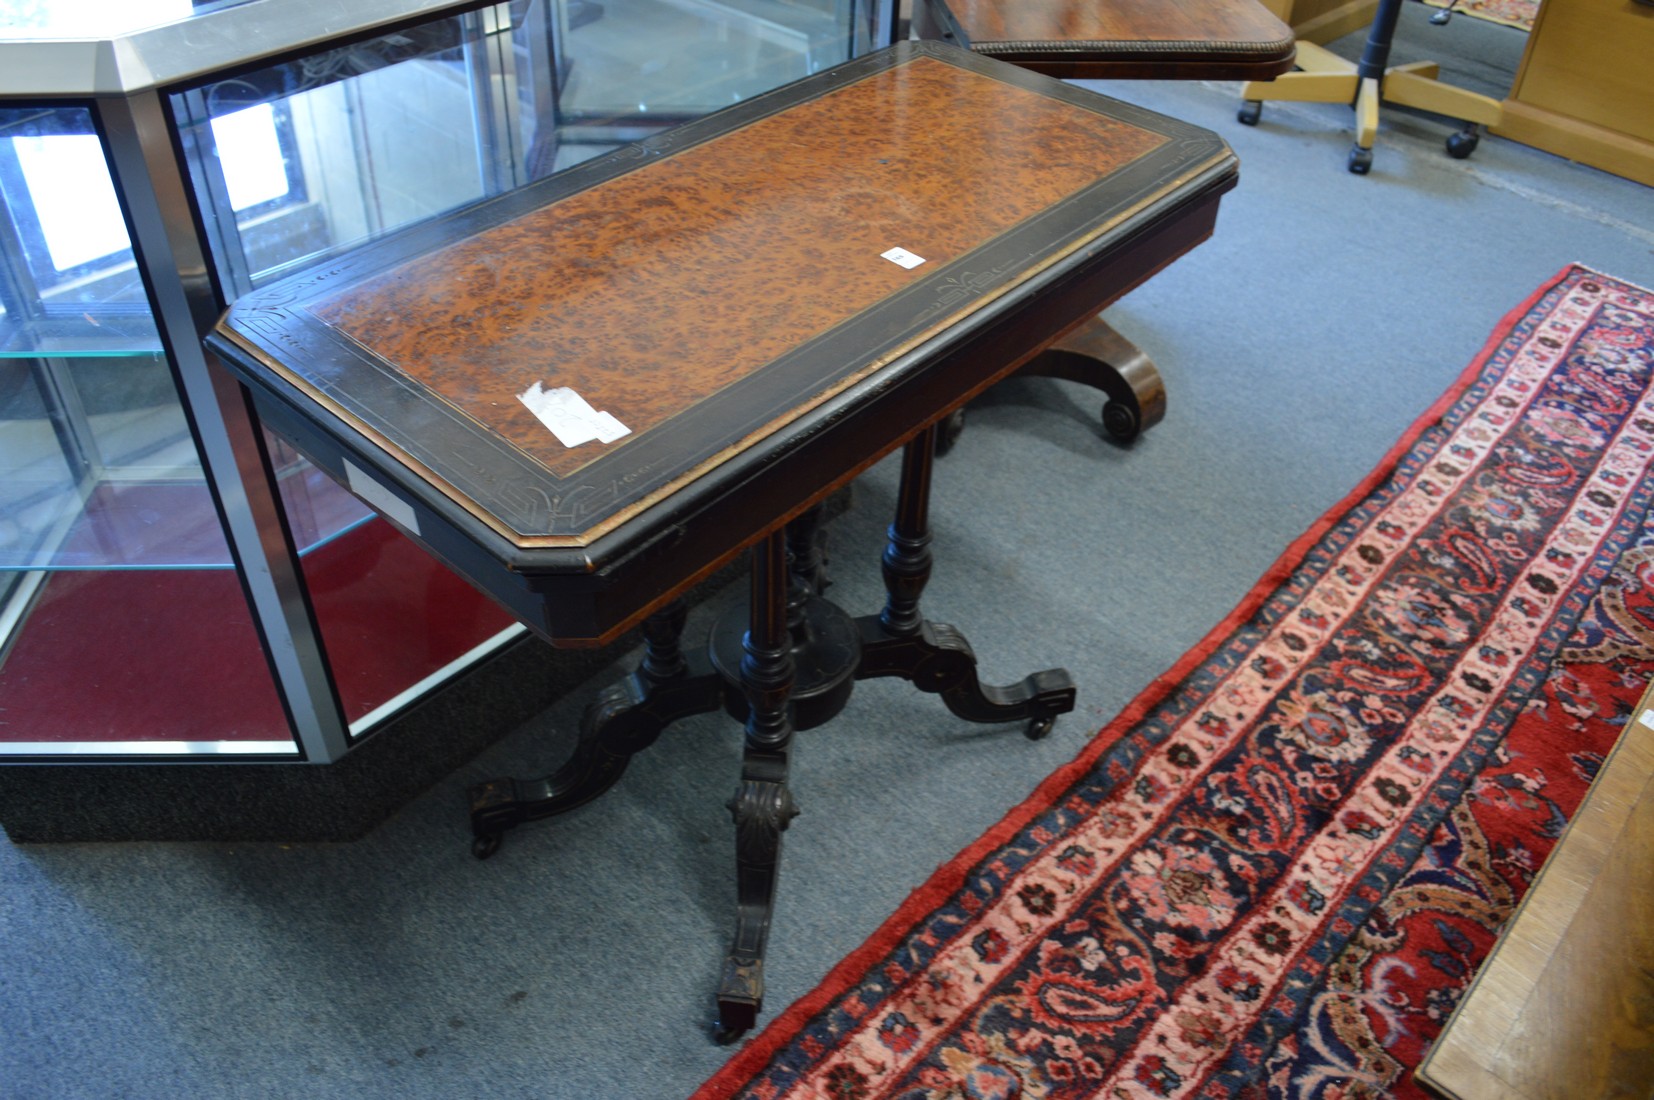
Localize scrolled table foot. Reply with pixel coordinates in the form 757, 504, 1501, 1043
713, 1015, 752, 1046
714, 956, 762, 1044
855, 618, 1076, 734
464, 704, 633, 858
1025, 315, 1167, 442
468, 778, 523, 858
465, 602, 724, 857
712, 774, 795, 1044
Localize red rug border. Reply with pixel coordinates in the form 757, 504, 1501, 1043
690, 262, 1598, 1097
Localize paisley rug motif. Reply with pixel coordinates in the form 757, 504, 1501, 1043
692, 264, 1654, 1100
1419, 0, 1538, 32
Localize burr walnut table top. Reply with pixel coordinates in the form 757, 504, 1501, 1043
913, 0, 1296, 80
208, 42, 1237, 645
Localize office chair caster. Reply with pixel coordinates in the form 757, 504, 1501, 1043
1348, 145, 1373, 174
1237, 99, 1262, 126
1446, 124, 1480, 159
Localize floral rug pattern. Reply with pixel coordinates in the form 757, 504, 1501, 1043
1420, 0, 1538, 32
694, 266, 1654, 1100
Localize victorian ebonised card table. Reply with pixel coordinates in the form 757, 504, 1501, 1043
207, 41, 1237, 1041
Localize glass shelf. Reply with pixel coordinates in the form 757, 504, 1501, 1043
0, 312, 161, 358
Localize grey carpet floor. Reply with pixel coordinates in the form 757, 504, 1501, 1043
4, 7, 1653, 1098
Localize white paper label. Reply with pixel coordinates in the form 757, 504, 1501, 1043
344, 459, 420, 536
1641, 708, 1654, 729
517, 382, 631, 448
881, 246, 927, 270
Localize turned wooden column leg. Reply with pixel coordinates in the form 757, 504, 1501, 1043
715, 530, 800, 1043
855, 423, 1076, 739
786, 502, 831, 598
639, 598, 690, 682
880, 423, 937, 637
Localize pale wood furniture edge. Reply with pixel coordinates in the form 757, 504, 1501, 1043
1415, 679, 1654, 1099
1504, 0, 1550, 93
1494, 0, 1654, 186
1493, 102, 1654, 188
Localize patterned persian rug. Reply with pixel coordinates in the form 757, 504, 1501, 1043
693, 264, 1654, 1100
1420, 0, 1538, 32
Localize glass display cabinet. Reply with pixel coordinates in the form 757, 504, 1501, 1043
0, 0, 891, 764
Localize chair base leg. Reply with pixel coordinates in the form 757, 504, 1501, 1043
1237, 39, 1502, 173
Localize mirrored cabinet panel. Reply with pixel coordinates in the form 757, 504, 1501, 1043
0, 0, 887, 761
